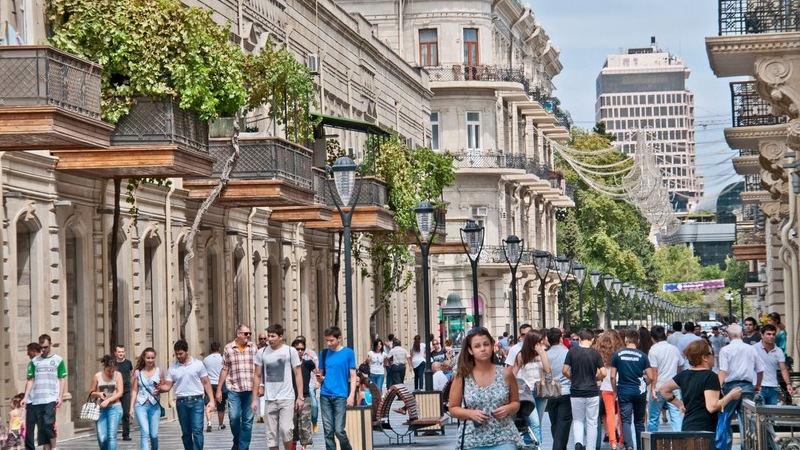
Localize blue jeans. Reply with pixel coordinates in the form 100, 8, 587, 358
310, 385, 318, 425
369, 374, 385, 393
227, 390, 254, 450
722, 381, 756, 450
760, 386, 779, 406
96, 404, 123, 450
647, 390, 683, 432
618, 393, 647, 450
413, 364, 425, 390
320, 395, 351, 450
176, 396, 205, 450
472, 444, 518, 450
524, 396, 548, 445
134, 402, 161, 449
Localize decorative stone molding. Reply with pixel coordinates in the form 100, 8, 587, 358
787, 118, 800, 151
756, 56, 800, 118
761, 200, 789, 223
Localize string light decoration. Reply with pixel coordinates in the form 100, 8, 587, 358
545, 130, 680, 233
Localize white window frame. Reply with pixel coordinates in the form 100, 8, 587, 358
430, 112, 440, 150
466, 111, 481, 151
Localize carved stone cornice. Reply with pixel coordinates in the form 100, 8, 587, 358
724, 124, 787, 150
761, 200, 789, 223
707, 33, 800, 77
732, 155, 760, 175
755, 57, 800, 119
757, 138, 789, 199
760, 167, 788, 199
741, 189, 773, 205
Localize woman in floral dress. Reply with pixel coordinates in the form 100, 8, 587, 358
449, 327, 521, 450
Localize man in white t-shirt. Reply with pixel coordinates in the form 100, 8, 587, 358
252, 324, 303, 450
646, 325, 684, 432
203, 341, 226, 432
431, 362, 448, 391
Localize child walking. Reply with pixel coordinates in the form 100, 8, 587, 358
4, 394, 24, 450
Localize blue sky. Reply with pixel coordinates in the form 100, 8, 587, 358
530, 0, 745, 203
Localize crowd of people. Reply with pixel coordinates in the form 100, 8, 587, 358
2, 313, 795, 450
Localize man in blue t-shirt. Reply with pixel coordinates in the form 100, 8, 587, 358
611, 330, 655, 450
315, 326, 356, 450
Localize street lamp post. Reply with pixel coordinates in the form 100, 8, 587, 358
573, 264, 586, 328
602, 275, 613, 330
740, 290, 745, 322
502, 235, 524, 338
461, 221, 485, 327
622, 283, 631, 327
590, 271, 601, 327
534, 251, 552, 328
612, 279, 622, 329
413, 201, 437, 391
555, 255, 571, 330
725, 292, 734, 324
636, 289, 645, 327
327, 156, 361, 348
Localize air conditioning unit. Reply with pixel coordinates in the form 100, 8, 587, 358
471, 206, 488, 217
307, 53, 320, 75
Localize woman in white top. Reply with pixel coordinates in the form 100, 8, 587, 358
130, 347, 165, 450
410, 335, 427, 390
366, 339, 387, 392
513, 330, 552, 446
90, 354, 124, 450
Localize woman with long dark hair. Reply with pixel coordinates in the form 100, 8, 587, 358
448, 327, 521, 450
410, 335, 426, 390
129, 347, 164, 449
90, 354, 124, 450
637, 327, 653, 355
513, 329, 551, 446
366, 339, 386, 392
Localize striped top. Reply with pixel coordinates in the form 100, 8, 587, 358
27, 354, 67, 405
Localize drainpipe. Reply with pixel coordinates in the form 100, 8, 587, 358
509, 5, 531, 68
782, 153, 800, 363
397, 0, 404, 56
164, 181, 176, 358
247, 207, 257, 326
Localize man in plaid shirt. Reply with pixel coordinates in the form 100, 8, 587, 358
217, 324, 257, 450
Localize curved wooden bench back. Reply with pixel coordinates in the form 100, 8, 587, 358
368, 383, 383, 420
392, 384, 420, 420
441, 378, 453, 411
376, 386, 400, 421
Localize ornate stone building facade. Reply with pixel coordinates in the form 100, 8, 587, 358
0, 0, 432, 436
337, 0, 574, 334
706, 1, 799, 364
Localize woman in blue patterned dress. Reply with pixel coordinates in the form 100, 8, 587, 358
448, 327, 522, 450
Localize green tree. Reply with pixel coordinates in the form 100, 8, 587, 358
652, 244, 704, 305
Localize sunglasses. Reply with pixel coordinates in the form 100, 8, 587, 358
295, 347, 306, 351
258, 337, 267, 341
240, 332, 252, 336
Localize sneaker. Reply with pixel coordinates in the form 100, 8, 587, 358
220, 424, 226, 430
122, 436, 132, 441
206, 422, 212, 432
257, 416, 265, 423
575, 443, 584, 450
313, 424, 318, 433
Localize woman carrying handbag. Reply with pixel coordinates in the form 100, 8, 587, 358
513, 330, 553, 446
89, 355, 124, 450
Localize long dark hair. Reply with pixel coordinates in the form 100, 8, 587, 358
520, 329, 546, 366
455, 327, 497, 380
637, 327, 653, 354
412, 335, 421, 354
372, 339, 383, 352
135, 347, 157, 371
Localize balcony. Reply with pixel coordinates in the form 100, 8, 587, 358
0, 46, 113, 150
304, 174, 395, 231
718, 0, 800, 36
53, 97, 214, 178
733, 223, 766, 260
730, 81, 788, 127
183, 136, 315, 207
427, 65, 528, 85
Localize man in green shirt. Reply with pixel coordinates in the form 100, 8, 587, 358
22, 334, 67, 450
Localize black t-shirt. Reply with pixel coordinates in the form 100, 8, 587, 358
672, 369, 720, 432
742, 332, 761, 345
298, 359, 316, 397
564, 345, 604, 398
611, 348, 650, 396
117, 359, 133, 393
431, 349, 447, 363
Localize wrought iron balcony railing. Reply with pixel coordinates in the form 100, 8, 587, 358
730, 81, 788, 127
719, 0, 800, 35
427, 65, 528, 84
208, 137, 313, 189
745, 173, 762, 192
113, 97, 209, 153
739, 148, 759, 157
0, 46, 102, 118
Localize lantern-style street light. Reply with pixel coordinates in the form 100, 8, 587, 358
602, 274, 613, 330
502, 235, 524, 338
590, 270, 601, 327
572, 264, 586, 327
460, 221, 485, 327
413, 200, 437, 390
327, 156, 361, 348
555, 255, 571, 330
534, 251, 552, 327
612, 279, 622, 329
622, 283, 631, 327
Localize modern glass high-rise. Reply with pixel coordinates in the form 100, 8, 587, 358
595, 37, 702, 213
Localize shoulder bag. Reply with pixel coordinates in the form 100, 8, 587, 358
534, 377, 562, 399
79, 393, 100, 421
140, 368, 166, 418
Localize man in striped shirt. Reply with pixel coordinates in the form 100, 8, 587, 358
22, 334, 66, 450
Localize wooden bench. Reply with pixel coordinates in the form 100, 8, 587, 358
641, 431, 715, 450
371, 384, 447, 444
